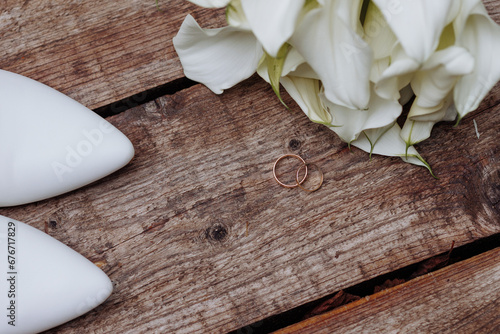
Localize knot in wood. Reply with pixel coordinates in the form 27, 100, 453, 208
47, 209, 66, 229
48, 219, 58, 229
288, 139, 301, 151
45, 209, 66, 234
205, 223, 229, 243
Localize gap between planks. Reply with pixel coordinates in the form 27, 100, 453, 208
275, 246, 500, 334
230, 233, 500, 333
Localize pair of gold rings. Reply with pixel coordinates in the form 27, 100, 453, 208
272, 154, 323, 192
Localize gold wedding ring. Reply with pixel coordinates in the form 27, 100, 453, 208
272, 154, 308, 188
295, 163, 323, 192
273, 154, 323, 192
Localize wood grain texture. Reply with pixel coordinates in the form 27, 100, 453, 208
0, 75, 499, 333
0, 0, 498, 112
486, 0, 500, 20
1, 1, 500, 333
276, 247, 500, 334
0, 0, 225, 109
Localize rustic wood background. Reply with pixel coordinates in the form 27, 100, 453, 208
0, 1, 499, 333
278, 247, 500, 334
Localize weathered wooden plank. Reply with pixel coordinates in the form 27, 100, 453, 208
486, 0, 500, 20
276, 247, 500, 334
1, 0, 498, 113
0, 0, 225, 109
1, 74, 499, 333
1, 1, 500, 332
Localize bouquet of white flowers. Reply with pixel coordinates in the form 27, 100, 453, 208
173, 0, 500, 176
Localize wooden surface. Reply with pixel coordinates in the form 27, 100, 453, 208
0, 0, 225, 109
0, 76, 497, 333
277, 247, 500, 334
0, 1, 499, 333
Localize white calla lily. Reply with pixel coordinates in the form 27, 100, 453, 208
173, 14, 263, 94
400, 96, 454, 149
364, 1, 398, 85
352, 123, 434, 176
371, 0, 453, 63
357, 123, 393, 158
406, 96, 456, 123
257, 45, 320, 107
369, 57, 390, 84
398, 37, 470, 152
280, 47, 320, 80
452, 0, 500, 120
173, 0, 500, 176
374, 44, 419, 101
288, 62, 321, 80
363, 0, 398, 60
257, 46, 327, 124
281, 76, 332, 125
186, 0, 231, 8
453, 0, 484, 37
290, 0, 372, 110
256, 46, 318, 83
320, 84, 402, 143
412, 46, 474, 108
226, 0, 251, 30
401, 120, 439, 152
240, 0, 306, 58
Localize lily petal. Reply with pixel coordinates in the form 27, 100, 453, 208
400, 94, 455, 148
240, 0, 306, 57
374, 44, 419, 101
407, 99, 448, 123
371, 0, 453, 63
281, 76, 332, 125
173, 15, 263, 94
364, 1, 397, 85
453, 2, 500, 119
363, 0, 398, 60
321, 84, 402, 143
262, 44, 292, 107
352, 123, 434, 174
401, 120, 437, 149
257, 46, 317, 81
288, 62, 321, 80
412, 46, 474, 108
186, 0, 231, 8
290, 0, 372, 110
226, 0, 251, 30
453, 0, 483, 38
284, 48, 321, 80
369, 56, 390, 84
